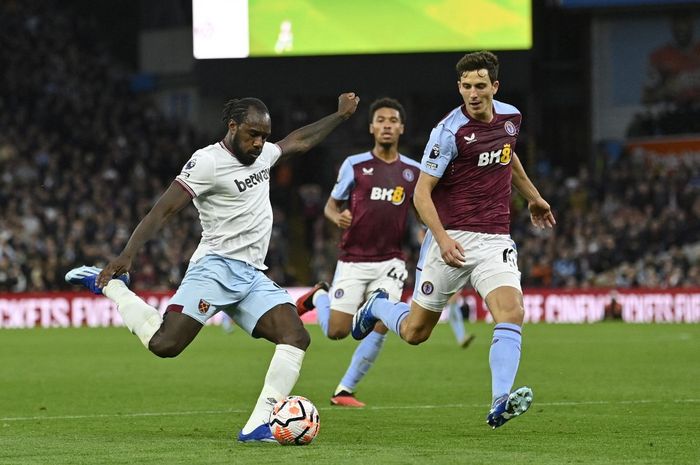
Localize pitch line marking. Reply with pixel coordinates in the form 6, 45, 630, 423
2, 399, 698, 422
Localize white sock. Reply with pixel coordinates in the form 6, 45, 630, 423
103, 279, 162, 348
241, 344, 305, 434
334, 384, 353, 396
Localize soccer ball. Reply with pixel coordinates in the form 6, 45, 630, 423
269, 395, 320, 445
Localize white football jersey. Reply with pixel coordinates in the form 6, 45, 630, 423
174, 140, 282, 269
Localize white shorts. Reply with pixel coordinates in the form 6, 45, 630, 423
413, 230, 521, 312
330, 258, 407, 314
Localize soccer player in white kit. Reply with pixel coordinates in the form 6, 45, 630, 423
65, 92, 360, 442
351, 51, 556, 429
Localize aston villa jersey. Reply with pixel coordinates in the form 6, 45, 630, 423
331, 152, 421, 262
421, 100, 521, 234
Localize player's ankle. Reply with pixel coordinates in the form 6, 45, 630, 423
312, 289, 328, 306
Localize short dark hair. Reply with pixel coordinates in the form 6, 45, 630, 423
455, 51, 499, 83
221, 98, 269, 126
369, 97, 406, 124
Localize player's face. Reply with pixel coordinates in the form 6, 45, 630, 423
230, 112, 271, 165
369, 107, 404, 146
458, 69, 499, 122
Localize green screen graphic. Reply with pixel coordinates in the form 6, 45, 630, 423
247, 0, 531, 57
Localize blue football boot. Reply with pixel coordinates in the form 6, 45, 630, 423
486, 386, 533, 429
237, 424, 277, 443
65, 266, 130, 295
351, 288, 389, 340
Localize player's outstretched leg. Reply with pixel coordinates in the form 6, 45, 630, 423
486, 386, 533, 429
66, 266, 162, 349
65, 266, 130, 295
295, 281, 330, 316
351, 289, 389, 340
351, 289, 414, 341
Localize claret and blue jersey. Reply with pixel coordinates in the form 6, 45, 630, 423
421, 99, 521, 235
331, 151, 421, 262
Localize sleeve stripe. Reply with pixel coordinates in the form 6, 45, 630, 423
174, 178, 196, 198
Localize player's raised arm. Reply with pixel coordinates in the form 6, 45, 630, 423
276, 92, 359, 158
96, 182, 191, 287
511, 153, 556, 229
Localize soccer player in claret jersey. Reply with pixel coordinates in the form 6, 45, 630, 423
351, 51, 556, 429
65, 92, 360, 443
296, 98, 420, 407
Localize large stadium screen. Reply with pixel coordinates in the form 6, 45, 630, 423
557, 0, 699, 7
192, 0, 532, 59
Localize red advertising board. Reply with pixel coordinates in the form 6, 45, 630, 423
625, 136, 700, 157
461, 288, 700, 324
0, 288, 699, 329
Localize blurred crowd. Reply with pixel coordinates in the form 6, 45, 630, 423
0, 1, 203, 292
1, 1, 699, 293
512, 153, 700, 288
301, 151, 700, 291
627, 105, 700, 138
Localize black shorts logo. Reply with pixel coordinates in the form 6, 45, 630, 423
502, 248, 518, 269
421, 281, 434, 295
334, 288, 345, 299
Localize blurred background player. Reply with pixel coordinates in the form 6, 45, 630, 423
296, 98, 421, 407
447, 292, 475, 348
221, 312, 236, 334
604, 289, 624, 320
351, 51, 556, 428
66, 92, 360, 442
274, 20, 294, 54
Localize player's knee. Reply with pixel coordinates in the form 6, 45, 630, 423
495, 302, 524, 324
148, 335, 185, 358
326, 326, 350, 340
401, 326, 431, 345
278, 325, 311, 351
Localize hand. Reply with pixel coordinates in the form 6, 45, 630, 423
528, 197, 556, 229
336, 209, 353, 229
438, 236, 465, 268
97, 254, 133, 288
337, 92, 360, 120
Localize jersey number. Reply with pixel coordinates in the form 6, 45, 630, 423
387, 267, 408, 283
502, 248, 518, 269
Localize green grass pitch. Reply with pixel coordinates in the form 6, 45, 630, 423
1, 323, 698, 464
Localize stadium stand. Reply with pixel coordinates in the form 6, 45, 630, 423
1, 1, 698, 293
